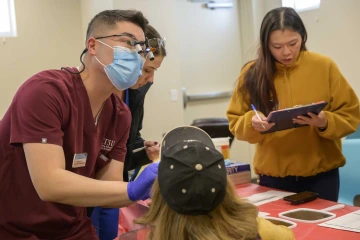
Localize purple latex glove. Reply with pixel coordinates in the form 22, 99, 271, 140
127, 162, 159, 201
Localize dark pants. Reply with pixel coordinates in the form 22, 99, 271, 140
259, 168, 340, 202
354, 195, 360, 207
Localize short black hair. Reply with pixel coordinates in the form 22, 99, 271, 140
86, 9, 149, 43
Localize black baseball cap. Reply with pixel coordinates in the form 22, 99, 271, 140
158, 126, 227, 215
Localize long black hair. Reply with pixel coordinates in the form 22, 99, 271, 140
240, 7, 307, 115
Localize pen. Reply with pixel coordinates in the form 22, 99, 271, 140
132, 146, 147, 153
132, 143, 160, 153
251, 104, 266, 129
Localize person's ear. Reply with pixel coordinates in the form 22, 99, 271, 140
87, 37, 97, 56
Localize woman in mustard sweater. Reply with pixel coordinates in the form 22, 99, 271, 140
227, 7, 360, 201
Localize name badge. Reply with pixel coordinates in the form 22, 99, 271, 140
72, 153, 87, 168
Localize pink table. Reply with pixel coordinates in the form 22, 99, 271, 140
118, 183, 360, 239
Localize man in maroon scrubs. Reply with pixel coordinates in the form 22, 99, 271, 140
0, 10, 158, 239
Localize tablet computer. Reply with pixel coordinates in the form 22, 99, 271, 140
261, 101, 328, 134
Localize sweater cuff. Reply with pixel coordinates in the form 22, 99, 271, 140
317, 111, 336, 138
246, 110, 264, 128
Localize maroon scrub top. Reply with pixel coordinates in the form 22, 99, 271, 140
0, 68, 131, 239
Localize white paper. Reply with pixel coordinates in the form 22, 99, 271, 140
245, 190, 294, 206
318, 210, 360, 233
258, 211, 270, 217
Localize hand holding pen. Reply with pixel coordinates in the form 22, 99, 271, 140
132, 141, 160, 161
251, 104, 275, 132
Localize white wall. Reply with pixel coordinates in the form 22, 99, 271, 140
175, 0, 242, 124
0, 0, 83, 117
80, 0, 114, 45
298, 0, 360, 96
174, 1, 254, 165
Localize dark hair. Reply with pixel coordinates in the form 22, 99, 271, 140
86, 9, 149, 43
146, 25, 167, 57
240, 7, 307, 115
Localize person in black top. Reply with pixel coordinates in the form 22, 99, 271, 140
89, 25, 166, 240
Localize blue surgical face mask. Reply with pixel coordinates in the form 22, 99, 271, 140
95, 40, 145, 90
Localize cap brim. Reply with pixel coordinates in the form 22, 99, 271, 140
160, 126, 215, 159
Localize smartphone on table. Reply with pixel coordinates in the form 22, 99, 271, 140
283, 191, 319, 205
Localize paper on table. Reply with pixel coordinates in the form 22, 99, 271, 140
258, 212, 270, 217
246, 190, 295, 206
318, 209, 360, 233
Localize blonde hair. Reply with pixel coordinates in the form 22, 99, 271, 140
135, 178, 259, 240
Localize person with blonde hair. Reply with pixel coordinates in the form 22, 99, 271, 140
119, 126, 295, 240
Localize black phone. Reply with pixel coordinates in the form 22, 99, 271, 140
283, 191, 319, 205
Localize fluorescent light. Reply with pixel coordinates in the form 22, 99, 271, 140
282, 0, 321, 12
205, 2, 233, 9
295, 0, 320, 12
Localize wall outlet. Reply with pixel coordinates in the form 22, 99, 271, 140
170, 89, 178, 101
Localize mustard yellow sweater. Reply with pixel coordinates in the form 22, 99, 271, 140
227, 51, 360, 177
